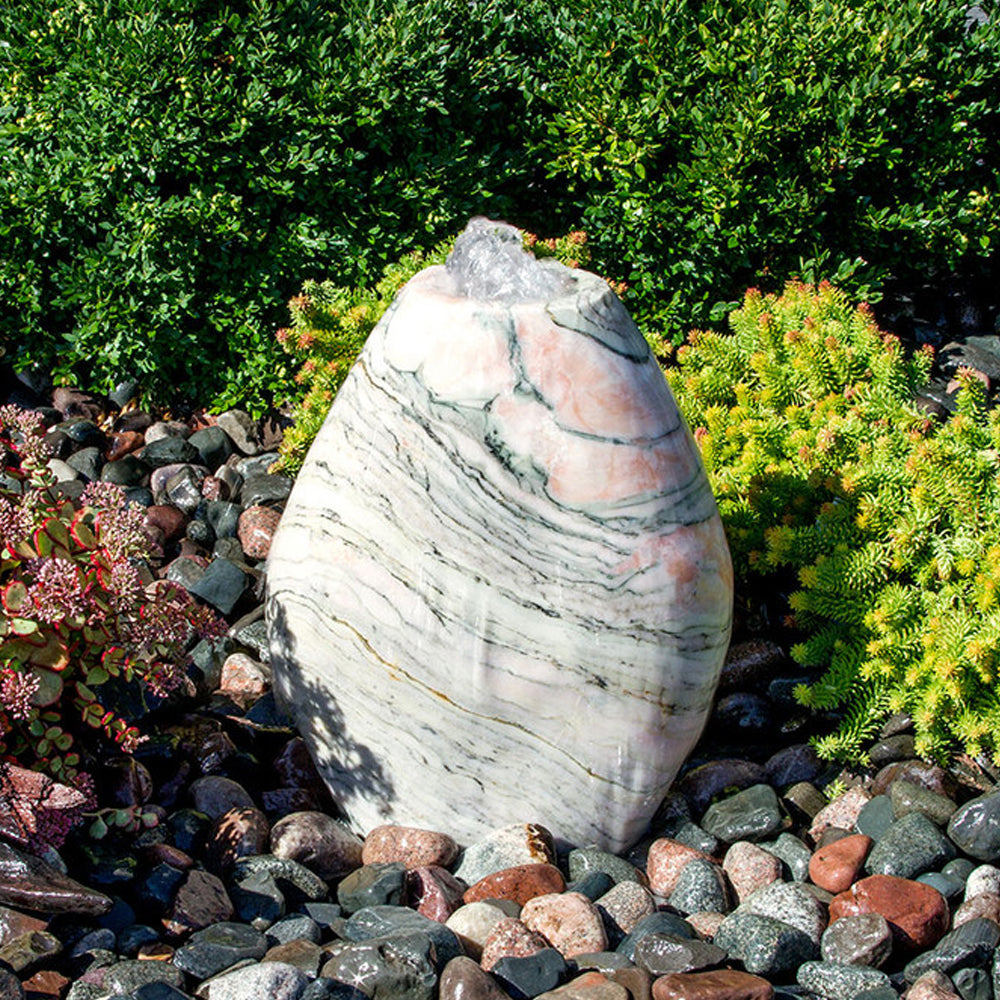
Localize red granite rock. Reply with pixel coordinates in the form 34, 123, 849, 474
829, 874, 949, 951
723, 842, 783, 902
809, 833, 873, 893
237, 504, 283, 560
218, 653, 269, 707
464, 863, 566, 907
646, 839, 716, 897
363, 824, 460, 870
651, 970, 774, 1000
201, 475, 230, 501
521, 891, 608, 957
480, 917, 549, 971
808, 786, 871, 843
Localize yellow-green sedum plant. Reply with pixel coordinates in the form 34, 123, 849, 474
669, 280, 1000, 763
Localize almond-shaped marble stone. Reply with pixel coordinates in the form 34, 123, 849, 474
267, 218, 733, 853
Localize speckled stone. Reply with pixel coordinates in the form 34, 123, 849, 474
481, 918, 550, 971
102, 960, 185, 994
667, 859, 730, 916
701, 785, 785, 844
464, 864, 566, 908
737, 880, 827, 944
270, 811, 364, 880
809, 786, 871, 842
820, 912, 893, 968
714, 912, 816, 976
723, 842, 783, 902
759, 834, 812, 882
238, 504, 283, 560
797, 960, 892, 999
336, 862, 406, 914
200, 960, 309, 1000
964, 864, 1000, 900
651, 969, 774, 1000
865, 812, 957, 879
218, 653, 270, 707
455, 825, 556, 885
568, 848, 644, 886
363, 824, 460, 870
890, 781, 958, 827
645, 840, 715, 897
232, 855, 328, 901
594, 881, 655, 941
684, 911, 726, 940
521, 892, 608, 958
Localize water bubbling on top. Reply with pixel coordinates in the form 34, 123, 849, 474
445, 217, 572, 304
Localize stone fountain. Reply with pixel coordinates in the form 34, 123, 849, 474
266, 218, 732, 852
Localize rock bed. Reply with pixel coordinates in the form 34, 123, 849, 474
1, 384, 1000, 1000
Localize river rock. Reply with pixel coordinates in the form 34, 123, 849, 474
267, 218, 732, 852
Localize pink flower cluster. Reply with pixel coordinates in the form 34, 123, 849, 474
28, 557, 87, 623
0, 669, 39, 721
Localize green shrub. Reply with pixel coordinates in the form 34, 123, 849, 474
529, 0, 1000, 340
0, 406, 222, 782
0, 0, 561, 412
274, 226, 596, 473
669, 281, 1000, 763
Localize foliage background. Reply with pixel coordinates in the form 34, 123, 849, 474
1, 0, 998, 412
